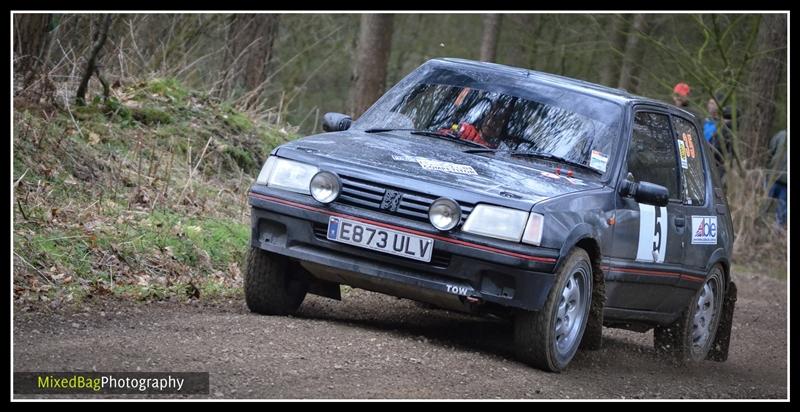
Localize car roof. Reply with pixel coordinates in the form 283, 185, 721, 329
431, 57, 676, 111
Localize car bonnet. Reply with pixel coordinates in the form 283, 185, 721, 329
277, 131, 604, 206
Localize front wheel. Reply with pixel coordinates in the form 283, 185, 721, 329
654, 265, 726, 363
244, 247, 308, 315
514, 249, 593, 372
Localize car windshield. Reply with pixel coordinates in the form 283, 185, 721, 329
353, 61, 623, 174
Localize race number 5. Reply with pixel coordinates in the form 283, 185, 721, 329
636, 204, 668, 263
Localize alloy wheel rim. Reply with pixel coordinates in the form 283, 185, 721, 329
691, 277, 719, 354
554, 269, 588, 357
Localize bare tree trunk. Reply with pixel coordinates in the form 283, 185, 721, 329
740, 14, 787, 167
526, 15, 546, 70
14, 14, 53, 88
545, 17, 563, 73
507, 14, 537, 68
75, 15, 113, 106
225, 14, 280, 95
388, 14, 421, 85
617, 14, 647, 93
580, 26, 599, 82
350, 14, 394, 118
600, 14, 628, 87
479, 14, 502, 62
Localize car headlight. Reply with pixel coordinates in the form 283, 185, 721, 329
256, 156, 319, 194
428, 198, 461, 231
256, 156, 278, 185
462, 204, 530, 242
309, 171, 341, 204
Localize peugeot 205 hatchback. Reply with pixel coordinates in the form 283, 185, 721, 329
245, 58, 737, 372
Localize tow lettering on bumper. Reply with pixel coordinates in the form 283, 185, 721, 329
446, 284, 470, 296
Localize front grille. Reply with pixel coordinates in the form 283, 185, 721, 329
313, 223, 329, 239
312, 223, 452, 268
337, 175, 473, 224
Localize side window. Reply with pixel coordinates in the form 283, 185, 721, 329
627, 112, 679, 198
673, 116, 707, 205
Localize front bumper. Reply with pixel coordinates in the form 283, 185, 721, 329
248, 188, 559, 311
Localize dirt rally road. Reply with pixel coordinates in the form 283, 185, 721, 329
14, 270, 787, 399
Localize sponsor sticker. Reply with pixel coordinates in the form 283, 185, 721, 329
391, 155, 478, 175
682, 132, 696, 158
691, 216, 718, 245
678, 139, 689, 169
391, 154, 418, 162
415, 158, 478, 175
590, 150, 609, 173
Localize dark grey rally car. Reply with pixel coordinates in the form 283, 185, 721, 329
245, 58, 737, 372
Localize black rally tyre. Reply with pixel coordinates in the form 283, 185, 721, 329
654, 265, 726, 363
244, 247, 307, 315
514, 248, 593, 372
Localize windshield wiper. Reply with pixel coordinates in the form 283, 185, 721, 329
462, 148, 497, 154
503, 151, 602, 175
364, 128, 491, 149
364, 128, 414, 133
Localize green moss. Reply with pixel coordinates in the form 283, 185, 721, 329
71, 105, 106, 122
16, 208, 249, 292
224, 145, 257, 172
257, 126, 293, 152
119, 211, 249, 272
23, 228, 95, 279
104, 97, 133, 123
145, 78, 189, 105
131, 107, 173, 125
219, 105, 254, 133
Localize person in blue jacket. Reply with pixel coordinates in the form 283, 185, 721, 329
704, 96, 720, 142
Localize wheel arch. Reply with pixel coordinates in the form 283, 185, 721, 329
706, 248, 732, 285
556, 224, 604, 285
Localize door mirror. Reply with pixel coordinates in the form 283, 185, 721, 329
619, 179, 669, 207
322, 112, 352, 132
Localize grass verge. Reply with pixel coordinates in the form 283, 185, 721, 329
13, 78, 299, 309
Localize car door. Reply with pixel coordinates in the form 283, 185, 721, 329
606, 109, 687, 311
672, 114, 716, 280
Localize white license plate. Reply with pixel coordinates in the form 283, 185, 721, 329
326, 216, 434, 262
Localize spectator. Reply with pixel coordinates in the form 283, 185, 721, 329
704, 95, 721, 142
672, 82, 702, 120
710, 105, 737, 187
768, 129, 787, 227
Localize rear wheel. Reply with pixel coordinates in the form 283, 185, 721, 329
514, 249, 592, 372
654, 265, 725, 362
244, 247, 308, 315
